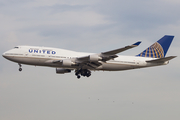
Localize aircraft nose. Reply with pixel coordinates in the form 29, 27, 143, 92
2, 52, 6, 57
2, 52, 8, 58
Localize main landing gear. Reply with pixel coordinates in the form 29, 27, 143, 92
18, 63, 22, 71
75, 69, 91, 79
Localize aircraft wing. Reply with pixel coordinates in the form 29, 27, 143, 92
74, 41, 141, 68
102, 41, 141, 55
76, 41, 141, 62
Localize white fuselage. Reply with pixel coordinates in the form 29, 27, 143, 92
2, 45, 168, 71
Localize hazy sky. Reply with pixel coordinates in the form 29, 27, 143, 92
0, 0, 180, 120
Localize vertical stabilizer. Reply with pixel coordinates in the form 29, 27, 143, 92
137, 35, 174, 58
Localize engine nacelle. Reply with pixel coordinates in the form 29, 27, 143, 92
61, 59, 74, 67
56, 68, 71, 74
89, 54, 102, 62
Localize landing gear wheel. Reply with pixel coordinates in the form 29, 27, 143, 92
19, 68, 22, 71
87, 73, 91, 77
77, 75, 81, 79
75, 69, 91, 78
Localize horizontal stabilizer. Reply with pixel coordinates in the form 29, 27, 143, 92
146, 56, 177, 63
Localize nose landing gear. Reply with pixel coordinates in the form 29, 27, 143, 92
18, 63, 22, 71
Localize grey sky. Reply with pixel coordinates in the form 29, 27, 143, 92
0, 0, 180, 120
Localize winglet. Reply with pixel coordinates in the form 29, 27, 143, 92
133, 41, 141, 46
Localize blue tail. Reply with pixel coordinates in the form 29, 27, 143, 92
137, 35, 174, 58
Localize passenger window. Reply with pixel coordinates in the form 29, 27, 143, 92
14, 47, 19, 49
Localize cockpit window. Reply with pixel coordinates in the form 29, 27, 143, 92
14, 47, 19, 49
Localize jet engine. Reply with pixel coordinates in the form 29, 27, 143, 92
89, 54, 102, 62
56, 68, 71, 74
61, 59, 75, 67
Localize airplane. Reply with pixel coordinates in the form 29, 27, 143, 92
2, 35, 176, 79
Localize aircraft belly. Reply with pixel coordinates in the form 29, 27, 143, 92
8, 56, 77, 69
6, 56, 51, 66
8, 56, 44, 65
99, 63, 137, 71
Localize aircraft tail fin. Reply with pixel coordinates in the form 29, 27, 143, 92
137, 35, 174, 58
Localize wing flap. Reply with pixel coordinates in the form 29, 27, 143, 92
75, 56, 102, 69
86, 62, 102, 69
